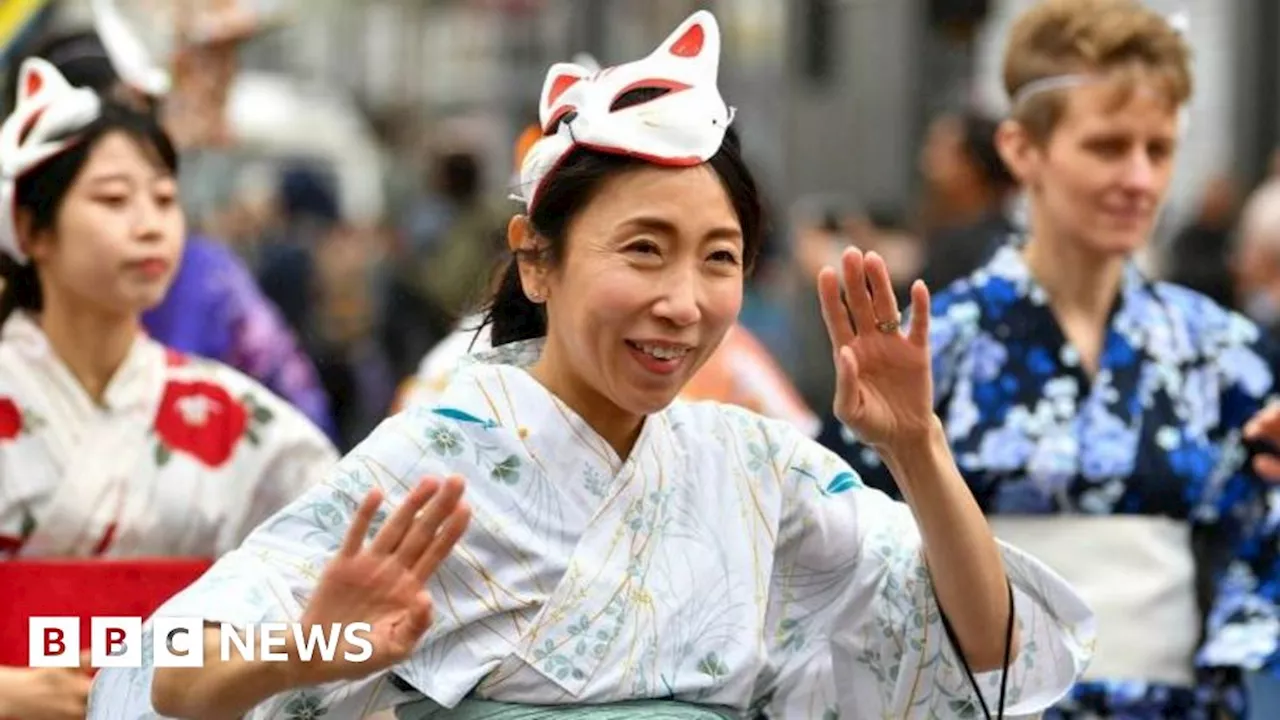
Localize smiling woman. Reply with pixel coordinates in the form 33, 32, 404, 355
486, 133, 759, 456
95, 10, 1095, 720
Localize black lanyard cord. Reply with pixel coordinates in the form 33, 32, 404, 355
936, 576, 1016, 720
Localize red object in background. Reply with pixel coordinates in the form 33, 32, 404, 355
0, 559, 211, 667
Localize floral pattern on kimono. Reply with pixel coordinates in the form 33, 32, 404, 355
91, 344, 1094, 719
826, 241, 1280, 719
0, 311, 338, 559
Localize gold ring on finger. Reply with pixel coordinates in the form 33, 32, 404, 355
876, 318, 901, 334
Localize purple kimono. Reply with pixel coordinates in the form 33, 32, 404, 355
142, 236, 335, 439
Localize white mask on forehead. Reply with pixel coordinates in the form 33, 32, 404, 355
514, 10, 735, 213
0, 59, 103, 264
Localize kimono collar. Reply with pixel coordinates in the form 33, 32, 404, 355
461, 337, 544, 371
445, 340, 664, 472
981, 241, 1151, 307
979, 241, 1197, 366
0, 310, 164, 413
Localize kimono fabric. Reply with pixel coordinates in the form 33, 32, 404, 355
824, 242, 1280, 718
90, 338, 1094, 719
0, 311, 337, 559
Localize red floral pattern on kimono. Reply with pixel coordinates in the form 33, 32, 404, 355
0, 312, 337, 559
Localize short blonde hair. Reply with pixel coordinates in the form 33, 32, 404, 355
1003, 0, 1192, 141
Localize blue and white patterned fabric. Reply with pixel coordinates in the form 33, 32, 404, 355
826, 239, 1280, 718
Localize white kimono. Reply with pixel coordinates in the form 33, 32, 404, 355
0, 312, 337, 559
89, 340, 1094, 719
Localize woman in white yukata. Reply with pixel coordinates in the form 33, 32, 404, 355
91, 11, 1093, 720
0, 56, 335, 719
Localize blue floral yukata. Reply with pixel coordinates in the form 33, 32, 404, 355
824, 241, 1280, 718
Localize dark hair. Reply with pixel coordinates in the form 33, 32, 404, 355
437, 151, 482, 206
481, 123, 763, 346
867, 203, 911, 232
0, 101, 179, 324
280, 164, 340, 224
960, 112, 1016, 190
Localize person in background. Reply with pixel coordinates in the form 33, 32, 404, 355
1166, 175, 1241, 309
1231, 178, 1280, 336
255, 164, 336, 340
403, 149, 511, 322
916, 109, 1021, 291
831, 1, 1280, 716
381, 148, 511, 390
2, 2, 337, 439
782, 195, 861, 409
785, 195, 926, 414
258, 164, 397, 449
0, 56, 334, 720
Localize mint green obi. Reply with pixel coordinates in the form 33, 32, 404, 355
396, 698, 740, 719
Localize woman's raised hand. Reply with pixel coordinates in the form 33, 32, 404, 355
818, 248, 937, 454
293, 476, 470, 685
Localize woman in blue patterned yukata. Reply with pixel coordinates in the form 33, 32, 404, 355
826, 0, 1280, 717
89, 11, 1094, 720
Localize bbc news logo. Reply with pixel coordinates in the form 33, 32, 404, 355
29, 617, 374, 667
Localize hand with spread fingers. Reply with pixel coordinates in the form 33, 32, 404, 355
293, 476, 471, 686
818, 248, 936, 453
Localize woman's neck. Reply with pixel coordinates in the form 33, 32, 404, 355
1022, 217, 1128, 375
530, 339, 645, 460
36, 294, 141, 406
1022, 230, 1125, 321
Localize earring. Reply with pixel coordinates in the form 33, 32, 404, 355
528, 290, 545, 303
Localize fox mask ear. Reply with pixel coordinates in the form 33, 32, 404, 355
15, 57, 75, 106
517, 10, 732, 213
653, 10, 719, 62
92, 0, 172, 97
0, 58, 102, 264
538, 63, 592, 131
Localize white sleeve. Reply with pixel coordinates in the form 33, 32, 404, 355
760, 431, 1095, 718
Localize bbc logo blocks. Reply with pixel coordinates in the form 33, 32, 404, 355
28, 616, 203, 668
27, 617, 374, 667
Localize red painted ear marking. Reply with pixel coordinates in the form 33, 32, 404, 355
670, 24, 705, 57
23, 71, 42, 98
547, 74, 581, 106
